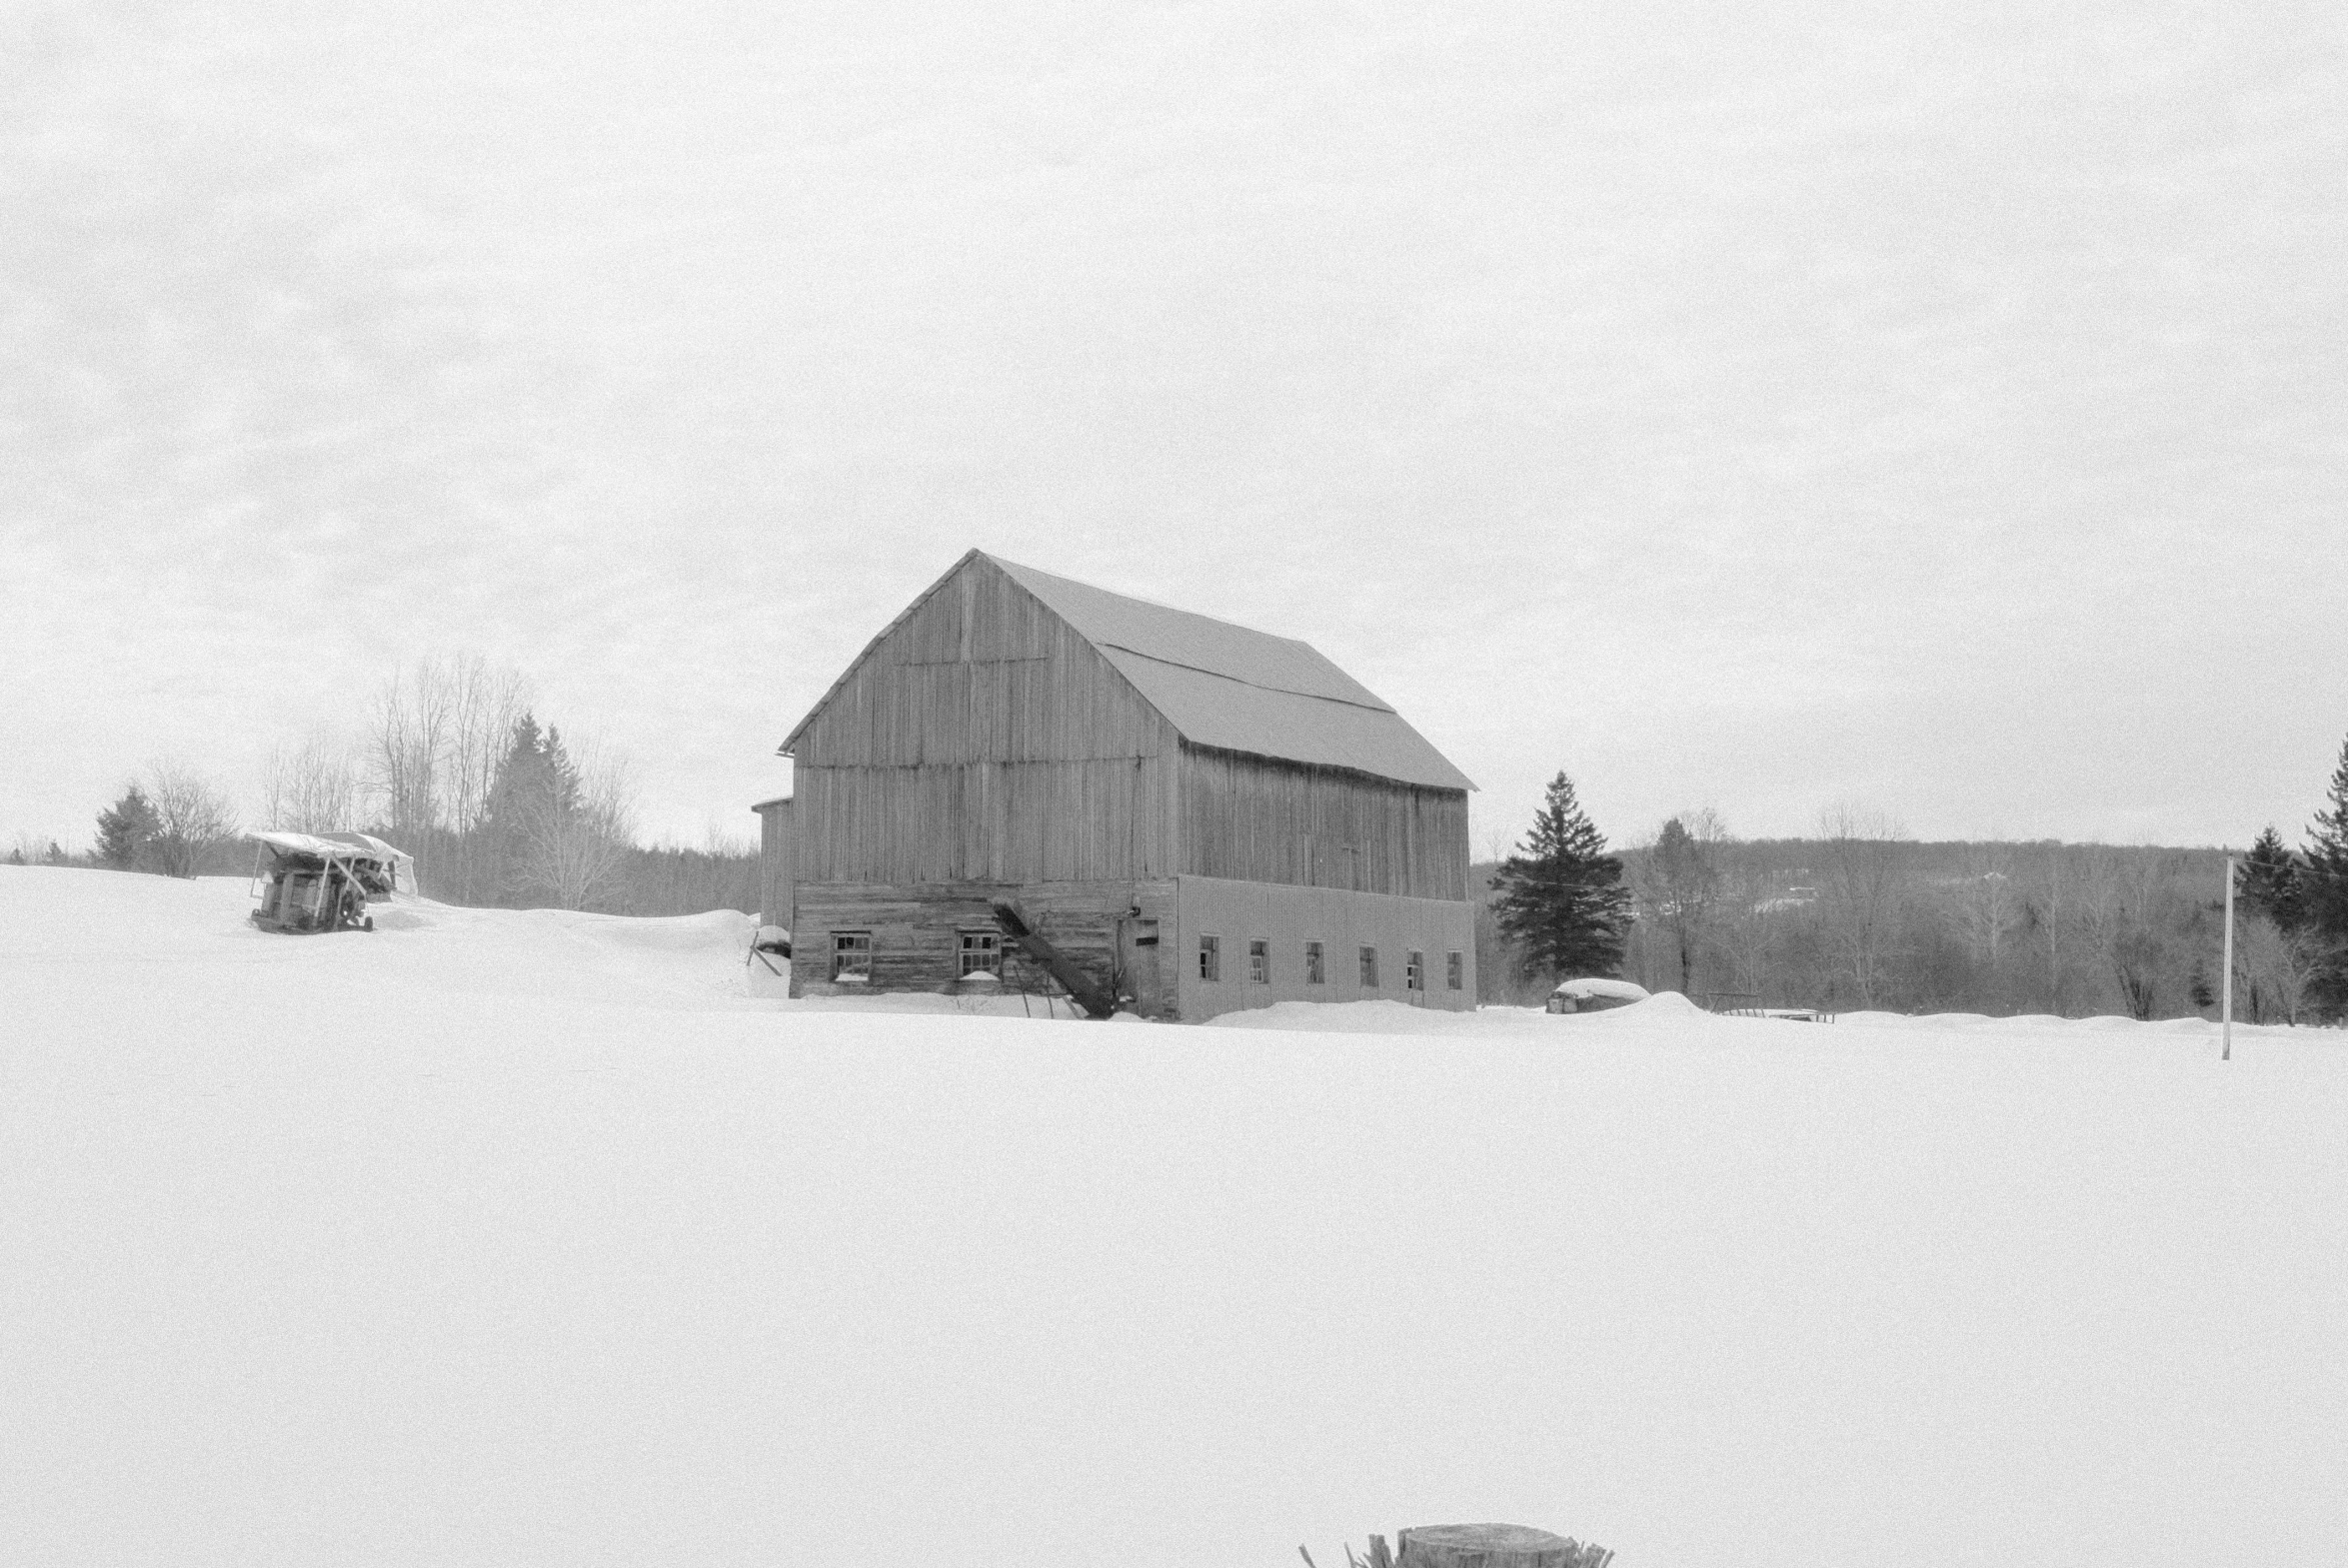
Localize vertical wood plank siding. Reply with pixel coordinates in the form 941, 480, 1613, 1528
793, 557, 1178, 884
753, 797, 795, 929
795, 756, 1177, 884
1178, 746, 1468, 900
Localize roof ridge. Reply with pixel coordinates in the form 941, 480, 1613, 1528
977, 551, 1322, 651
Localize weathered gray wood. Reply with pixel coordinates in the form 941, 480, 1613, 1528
991, 900, 1118, 1019
1179, 746, 1468, 900
752, 796, 795, 930
1394, 1523, 1611, 1568
791, 878, 1176, 1015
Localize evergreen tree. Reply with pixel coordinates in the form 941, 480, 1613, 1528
94, 784, 159, 870
483, 713, 552, 902
2303, 733, 2348, 1020
6, 846, 23, 865
2237, 825, 2304, 931
1490, 772, 1632, 984
541, 726, 582, 816
45, 839, 66, 865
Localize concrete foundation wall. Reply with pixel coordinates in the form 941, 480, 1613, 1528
1171, 874, 1476, 1020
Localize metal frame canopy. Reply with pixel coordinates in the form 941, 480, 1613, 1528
249, 829, 412, 865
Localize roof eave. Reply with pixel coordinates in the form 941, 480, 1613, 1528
1175, 738, 1476, 795
776, 548, 990, 756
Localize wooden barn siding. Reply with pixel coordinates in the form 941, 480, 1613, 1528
790, 555, 1180, 885
793, 878, 1178, 1014
795, 757, 1177, 884
793, 557, 1170, 768
1178, 746, 1469, 900
754, 798, 794, 929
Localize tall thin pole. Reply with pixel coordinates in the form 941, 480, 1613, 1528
2221, 854, 2236, 1062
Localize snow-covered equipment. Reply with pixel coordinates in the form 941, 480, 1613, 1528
247, 830, 413, 934
1394, 1524, 1612, 1568
1544, 976, 1650, 1014
1318, 1523, 1613, 1568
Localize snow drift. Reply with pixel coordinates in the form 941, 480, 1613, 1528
3, 865, 2343, 1568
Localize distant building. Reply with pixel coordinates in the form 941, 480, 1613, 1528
758, 550, 1476, 1020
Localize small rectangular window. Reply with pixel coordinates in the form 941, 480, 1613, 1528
1198, 934, 1220, 981
1304, 940, 1325, 985
1247, 939, 1269, 983
1358, 945, 1379, 988
959, 929, 1001, 977
1406, 950, 1424, 990
832, 930, 872, 981
1446, 950, 1463, 989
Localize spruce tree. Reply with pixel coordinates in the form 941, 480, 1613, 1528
1490, 772, 1632, 984
2237, 825, 2304, 931
541, 727, 582, 816
94, 784, 159, 870
484, 714, 550, 903
2303, 733, 2348, 1019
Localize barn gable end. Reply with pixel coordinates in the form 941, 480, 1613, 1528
786, 552, 1180, 887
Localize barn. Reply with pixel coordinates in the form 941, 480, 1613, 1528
757, 550, 1476, 1021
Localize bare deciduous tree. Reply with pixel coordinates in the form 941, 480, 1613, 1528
1816, 803, 1909, 1008
1713, 862, 1784, 1003
1953, 845, 2022, 971
2235, 911, 2321, 1025
144, 762, 240, 878
366, 654, 534, 898
1643, 808, 1729, 996
259, 731, 362, 833
2072, 847, 2174, 1020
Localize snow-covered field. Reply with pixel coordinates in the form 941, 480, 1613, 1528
4, 865, 2343, 1567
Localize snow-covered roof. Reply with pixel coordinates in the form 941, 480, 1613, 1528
251, 830, 412, 863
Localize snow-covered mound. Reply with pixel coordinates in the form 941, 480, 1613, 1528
3, 863, 2344, 1568
1551, 975, 1652, 1003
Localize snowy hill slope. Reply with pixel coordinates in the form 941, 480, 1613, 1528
3, 865, 2344, 1567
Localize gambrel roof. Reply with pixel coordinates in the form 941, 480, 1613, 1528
783, 550, 1474, 792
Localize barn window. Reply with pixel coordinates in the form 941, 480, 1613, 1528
1406, 950, 1424, 990
1358, 945, 1379, 987
1198, 934, 1220, 981
959, 929, 1001, 977
1304, 940, 1325, 984
1248, 939, 1269, 983
1446, 950, 1463, 989
832, 930, 872, 981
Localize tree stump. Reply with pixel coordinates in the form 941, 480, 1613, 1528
1394, 1523, 1611, 1568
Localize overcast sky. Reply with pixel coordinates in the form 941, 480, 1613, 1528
5, 0, 2345, 858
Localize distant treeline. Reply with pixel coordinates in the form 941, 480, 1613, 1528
1475, 834, 2317, 1023
14, 654, 761, 920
